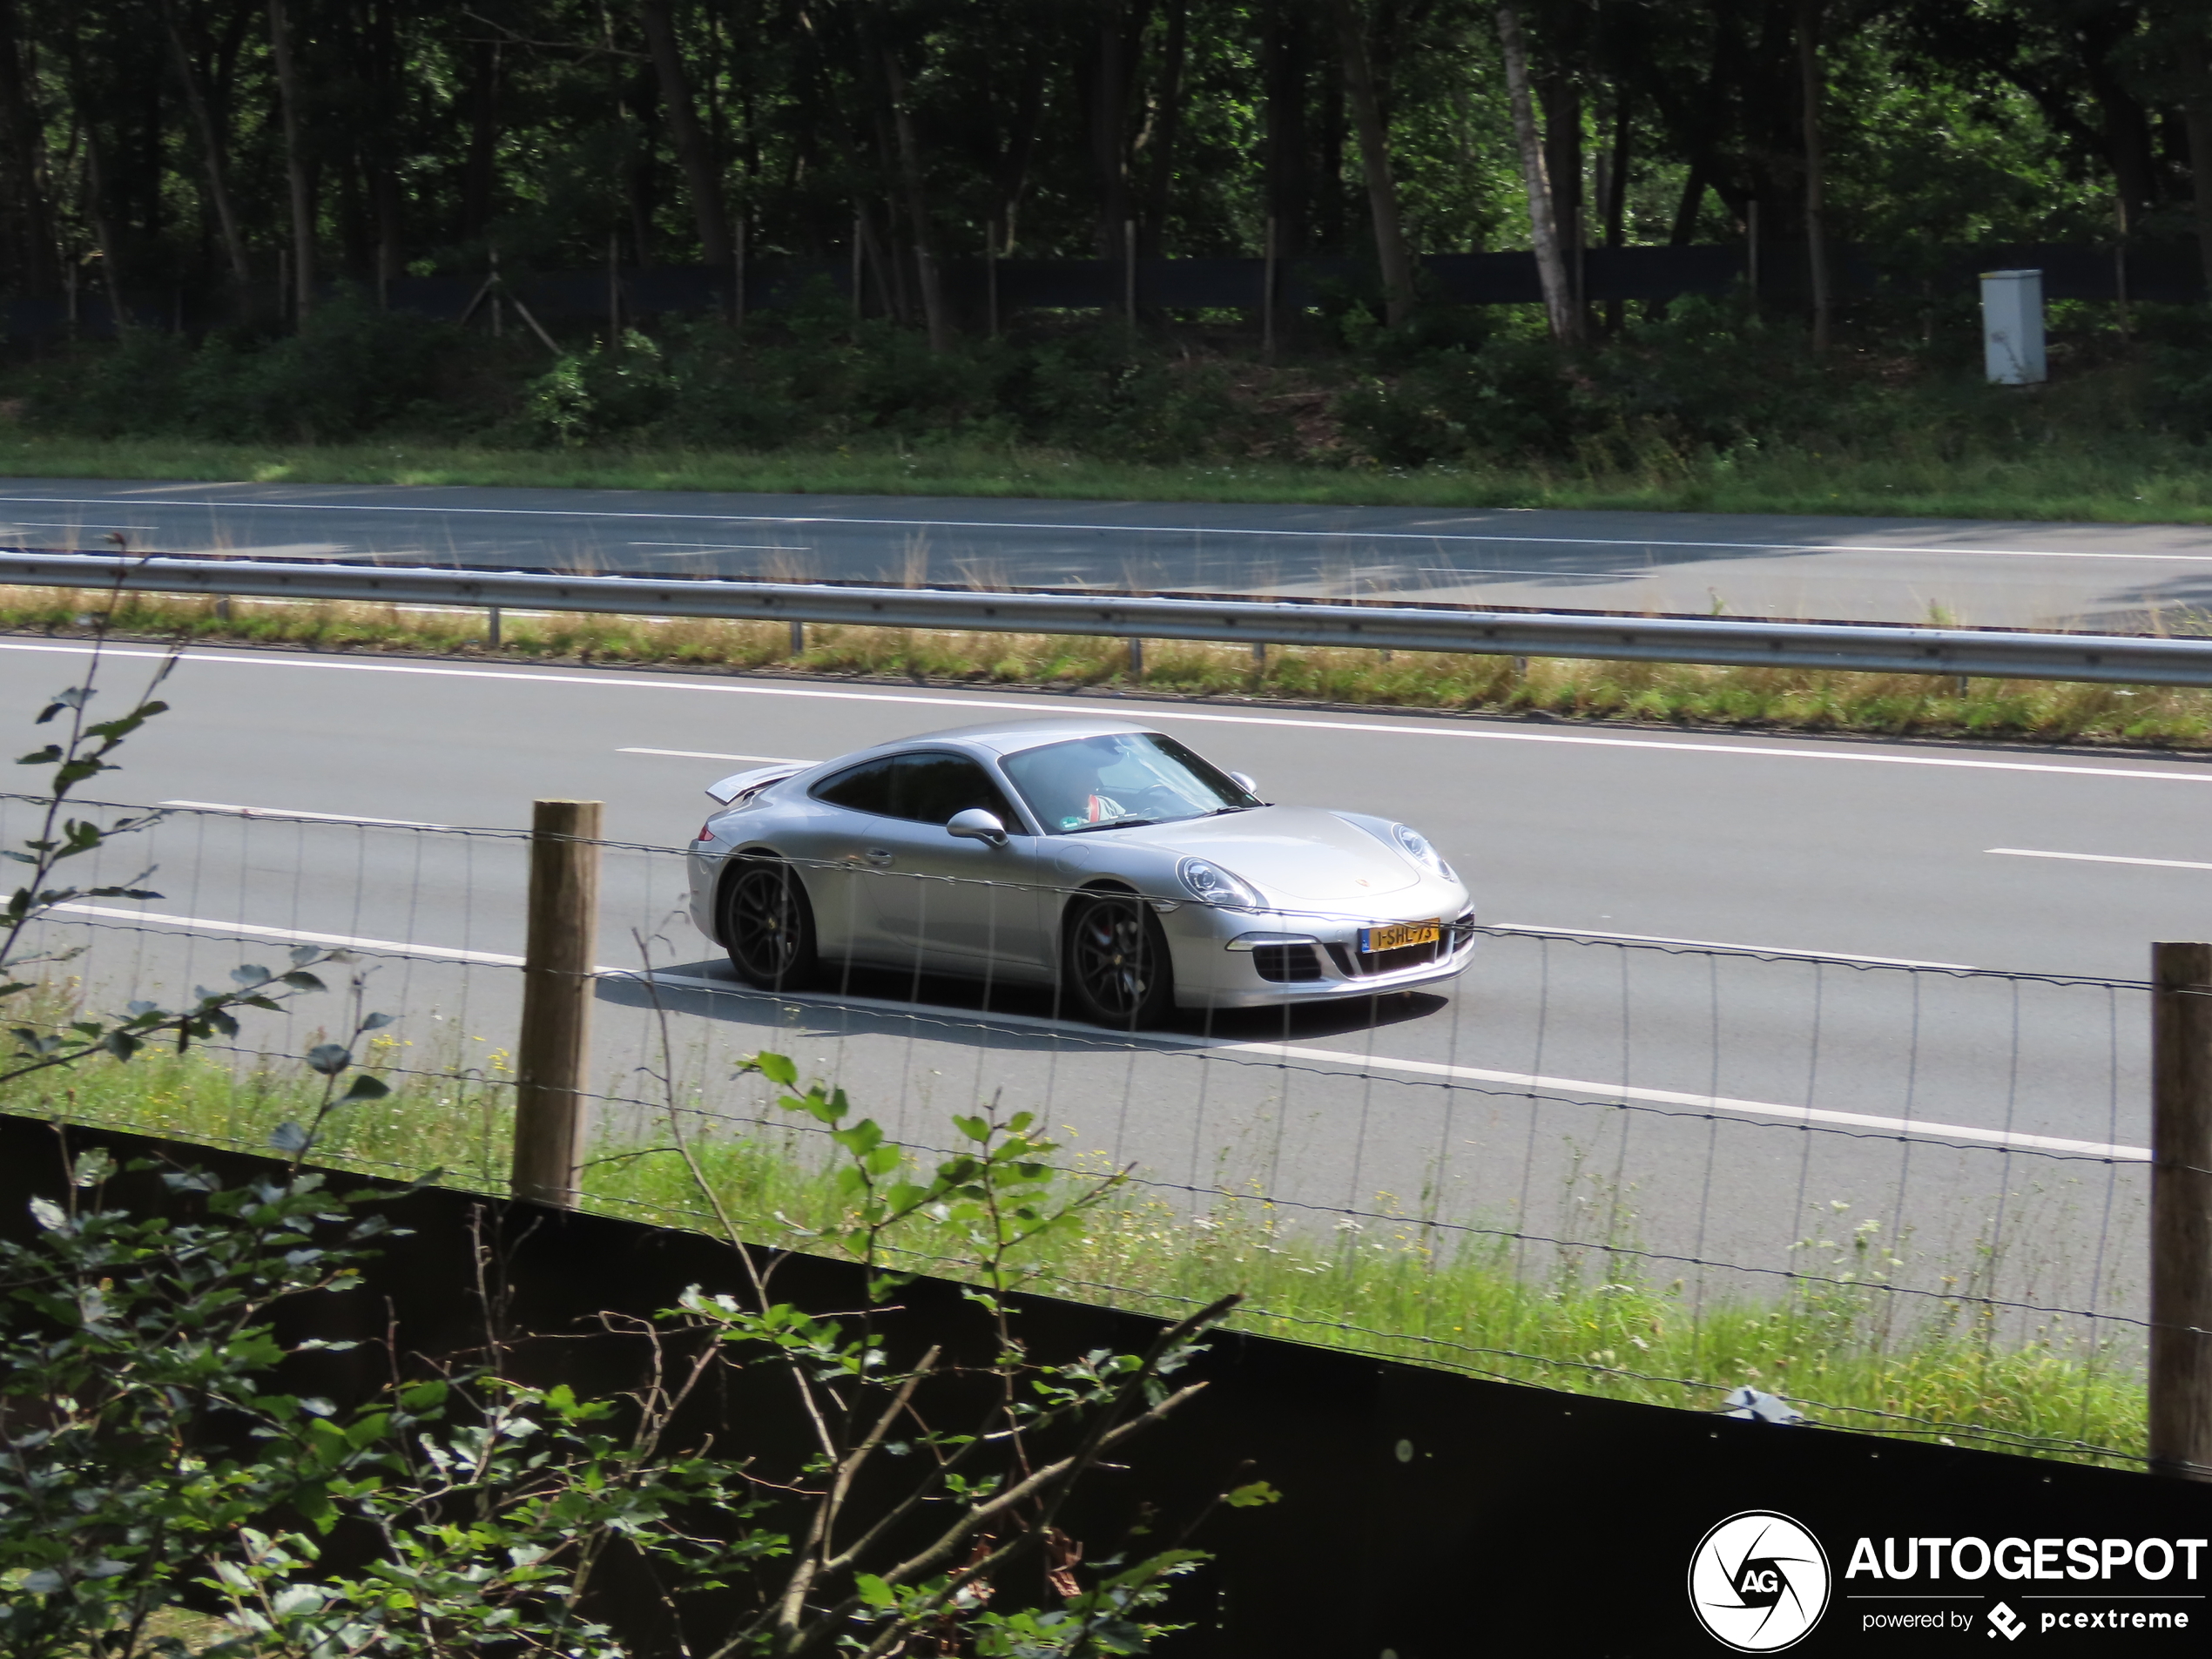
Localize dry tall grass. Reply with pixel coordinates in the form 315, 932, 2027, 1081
6, 585, 2209, 748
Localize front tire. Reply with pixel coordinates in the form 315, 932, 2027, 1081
1060, 891, 1174, 1028
720, 857, 819, 991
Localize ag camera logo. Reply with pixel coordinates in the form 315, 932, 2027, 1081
1689, 1511, 1831, 1652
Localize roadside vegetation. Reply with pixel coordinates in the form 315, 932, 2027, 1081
14, 294, 2212, 526
0, 1029, 2147, 1473
9, 584, 2212, 751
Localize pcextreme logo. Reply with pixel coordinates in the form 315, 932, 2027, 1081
1689, 1511, 1833, 1652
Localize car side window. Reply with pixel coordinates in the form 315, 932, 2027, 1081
891, 752, 1020, 828
811, 757, 899, 817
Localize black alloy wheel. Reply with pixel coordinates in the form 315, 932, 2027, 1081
721, 858, 819, 989
1061, 891, 1173, 1028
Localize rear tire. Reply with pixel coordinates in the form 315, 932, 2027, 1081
719, 857, 819, 991
1060, 890, 1174, 1028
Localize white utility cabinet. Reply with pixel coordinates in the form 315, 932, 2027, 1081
1980, 268, 2047, 385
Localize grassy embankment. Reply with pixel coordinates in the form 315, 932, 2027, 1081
0, 1030, 2146, 1472
7, 585, 2212, 750
8, 428, 2212, 523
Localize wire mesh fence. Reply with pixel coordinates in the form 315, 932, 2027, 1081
0, 790, 2168, 1468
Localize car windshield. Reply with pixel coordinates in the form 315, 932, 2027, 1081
1002, 732, 1258, 833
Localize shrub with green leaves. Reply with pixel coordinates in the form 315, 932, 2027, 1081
0, 1069, 1257, 1656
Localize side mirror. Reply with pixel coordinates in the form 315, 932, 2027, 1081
947, 807, 1009, 846
1228, 771, 1258, 796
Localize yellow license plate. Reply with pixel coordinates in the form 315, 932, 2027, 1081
1361, 920, 1440, 954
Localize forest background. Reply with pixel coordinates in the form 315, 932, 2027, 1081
7, 1, 2212, 516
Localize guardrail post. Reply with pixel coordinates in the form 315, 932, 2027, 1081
510, 799, 603, 1207
2151, 940, 2212, 1480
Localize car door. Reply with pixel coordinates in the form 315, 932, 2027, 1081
792, 754, 904, 968
863, 752, 1049, 978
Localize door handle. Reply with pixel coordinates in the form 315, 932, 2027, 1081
863, 848, 894, 866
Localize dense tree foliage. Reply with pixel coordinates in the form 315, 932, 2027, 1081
4, 1, 2208, 321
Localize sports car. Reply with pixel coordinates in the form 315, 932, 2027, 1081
685, 715, 1476, 1026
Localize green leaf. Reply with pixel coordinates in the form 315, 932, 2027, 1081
341, 1073, 391, 1102
853, 1572, 895, 1608
305, 1042, 351, 1075
1224, 1480, 1282, 1508
753, 1050, 798, 1086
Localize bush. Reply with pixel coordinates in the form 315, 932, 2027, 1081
29, 292, 457, 442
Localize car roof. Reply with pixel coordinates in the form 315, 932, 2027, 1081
849, 716, 1156, 760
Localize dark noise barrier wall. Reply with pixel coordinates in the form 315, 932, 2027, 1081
5, 1116, 2206, 1656
14, 241, 2202, 341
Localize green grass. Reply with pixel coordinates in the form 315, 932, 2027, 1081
8, 428, 2212, 523
1, 1036, 2148, 1472
11, 585, 2212, 750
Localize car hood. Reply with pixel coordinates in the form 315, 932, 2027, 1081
1104, 806, 1420, 901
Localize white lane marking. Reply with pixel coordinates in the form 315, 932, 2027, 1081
1988, 846, 2212, 873
4, 638, 2209, 786
627, 542, 800, 553
626, 968, 2142, 1161
619, 747, 814, 764
5, 491, 2209, 563
1201, 1042, 2148, 1162
1487, 921, 1976, 970
161, 799, 450, 829
52, 904, 523, 966
43, 904, 2138, 1161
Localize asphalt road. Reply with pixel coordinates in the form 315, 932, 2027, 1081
0, 637, 2182, 1332
6, 475, 2212, 628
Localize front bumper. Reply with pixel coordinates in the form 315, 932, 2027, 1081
1162, 901, 1479, 1009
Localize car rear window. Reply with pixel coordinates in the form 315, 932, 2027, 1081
812, 757, 897, 816
813, 752, 1019, 828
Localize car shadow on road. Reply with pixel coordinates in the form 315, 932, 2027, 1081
594, 956, 1447, 1052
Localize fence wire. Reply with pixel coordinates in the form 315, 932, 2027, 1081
0, 792, 2164, 1468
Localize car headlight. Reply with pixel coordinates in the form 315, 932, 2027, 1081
1178, 857, 1263, 911
1392, 823, 1454, 880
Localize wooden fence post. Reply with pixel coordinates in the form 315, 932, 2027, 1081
2151, 940, 2212, 1480
511, 799, 604, 1207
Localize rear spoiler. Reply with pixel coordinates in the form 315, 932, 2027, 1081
705, 762, 806, 806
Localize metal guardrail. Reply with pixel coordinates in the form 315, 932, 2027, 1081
4, 549, 2212, 687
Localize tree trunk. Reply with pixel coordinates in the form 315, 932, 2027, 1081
1087, 1, 1149, 263
1330, 0, 1413, 327
639, 0, 732, 270
0, 0, 54, 298
995, 44, 1047, 252
1496, 3, 1577, 343
266, 0, 314, 320
868, 12, 948, 351
62, 30, 127, 329
1141, 0, 1189, 255
161, 0, 250, 288
1540, 68, 1582, 327
459, 39, 501, 244
1262, 0, 1311, 257
1797, 0, 1830, 354
1603, 81, 1630, 333
2182, 35, 2212, 310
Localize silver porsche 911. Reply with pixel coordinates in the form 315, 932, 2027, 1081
685, 715, 1475, 1027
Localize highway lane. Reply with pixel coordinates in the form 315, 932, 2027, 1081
6, 475, 2212, 627
0, 637, 2177, 1330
